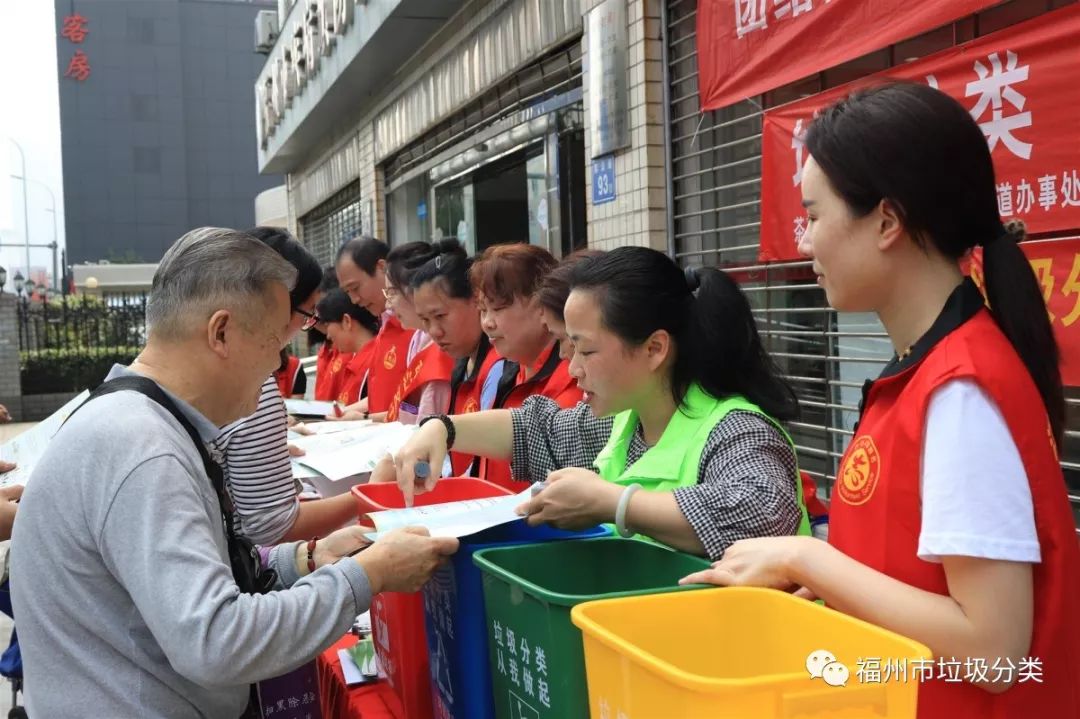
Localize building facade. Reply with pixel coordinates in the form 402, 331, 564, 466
56, 0, 281, 264
256, 0, 1079, 533
255, 0, 672, 267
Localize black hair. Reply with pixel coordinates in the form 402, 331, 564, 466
537, 249, 605, 321
408, 238, 474, 300
315, 288, 381, 335
386, 241, 438, 291
807, 82, 1063, 442
245, 226, 321, 309
568, 246, 798, 421
336, 235, 389, 275
319, 264, 339, 292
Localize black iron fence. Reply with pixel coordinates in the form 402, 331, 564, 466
16, 293, 148, 356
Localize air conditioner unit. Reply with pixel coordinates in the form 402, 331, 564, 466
255, 10, 279, 54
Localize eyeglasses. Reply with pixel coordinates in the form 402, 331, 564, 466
293, 307, 320, 331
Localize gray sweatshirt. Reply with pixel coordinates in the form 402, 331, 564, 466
10, 367, 372, 718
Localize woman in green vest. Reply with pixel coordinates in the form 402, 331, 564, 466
393, 246, 809, 559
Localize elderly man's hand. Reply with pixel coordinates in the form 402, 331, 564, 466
354, 527, 458, 594
311, 525, 372, 568
0, 404, 10, 423
0, 461, 14, 474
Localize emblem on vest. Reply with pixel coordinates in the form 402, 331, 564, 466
387, 360, 423, 422
383, 345, 397, 370
837, 435, 880, 506
463, 397, 479, 414
331, 358, 343, 373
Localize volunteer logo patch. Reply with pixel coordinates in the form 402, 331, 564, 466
838, 435, 880, 506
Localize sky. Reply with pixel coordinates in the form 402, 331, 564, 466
0, 0, 66, 288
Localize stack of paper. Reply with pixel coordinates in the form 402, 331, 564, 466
283, 399, 338, 418
363, 486, 535, 540
292, 422, 417, 480
0, 391, 90, 488
292, 419, 374, 436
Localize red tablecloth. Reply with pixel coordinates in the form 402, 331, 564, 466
317, 634, 401, 719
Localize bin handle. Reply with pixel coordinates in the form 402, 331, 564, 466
780, 682, 888, 719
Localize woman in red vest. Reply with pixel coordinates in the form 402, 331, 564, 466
470, 244, 583, 489
314, 289, 381, 405
311, 329, 344, 402
312, 265, 349, 402
370, 240, 503, 482
412, 240, 507, 475
381, 241, 456, 424
272, 349, 305, 398
682, 84, 1080, 716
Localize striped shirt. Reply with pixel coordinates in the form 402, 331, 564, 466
212, 377, 299, 545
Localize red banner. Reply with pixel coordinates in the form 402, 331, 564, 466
967, 238, 1080, 386
759, 4, 1080, 263
696, 0, 999, 111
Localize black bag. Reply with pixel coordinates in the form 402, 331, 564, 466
70, 376, 277, 594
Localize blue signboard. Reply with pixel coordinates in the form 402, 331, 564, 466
417, 200, 428, 219
592, 156, 616, 205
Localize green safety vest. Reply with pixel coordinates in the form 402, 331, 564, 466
592, 383, 811, 543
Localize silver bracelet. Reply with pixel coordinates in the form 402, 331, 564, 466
615, 483, 642, 538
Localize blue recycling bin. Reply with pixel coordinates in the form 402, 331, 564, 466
422, 520, 609, 719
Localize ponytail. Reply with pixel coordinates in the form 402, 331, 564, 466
568, 247, 798, 420
386, 241, 438, 291
687, 267, 799, 421
409, 238, 473, 299
982, 221, 1065, 443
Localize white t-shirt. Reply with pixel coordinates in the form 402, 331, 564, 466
918, 378, 1041, 564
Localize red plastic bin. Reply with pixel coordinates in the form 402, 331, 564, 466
352, 478, 514, 719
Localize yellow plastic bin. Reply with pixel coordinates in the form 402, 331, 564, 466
571, 587, 932, 719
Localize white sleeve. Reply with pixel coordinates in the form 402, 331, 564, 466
918, 379, 1040, 564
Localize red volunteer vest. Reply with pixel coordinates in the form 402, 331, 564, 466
448, 336, 503, 476
385, 341, 455, 423
830, 308, 1080, 719
482, 343, 582, 491
366, 315, 415, 414
274, 355, 302, 398
336, 342, 377, 406
314, 345, 344, 402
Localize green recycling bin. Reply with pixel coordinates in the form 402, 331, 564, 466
472, 537, 711, 719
